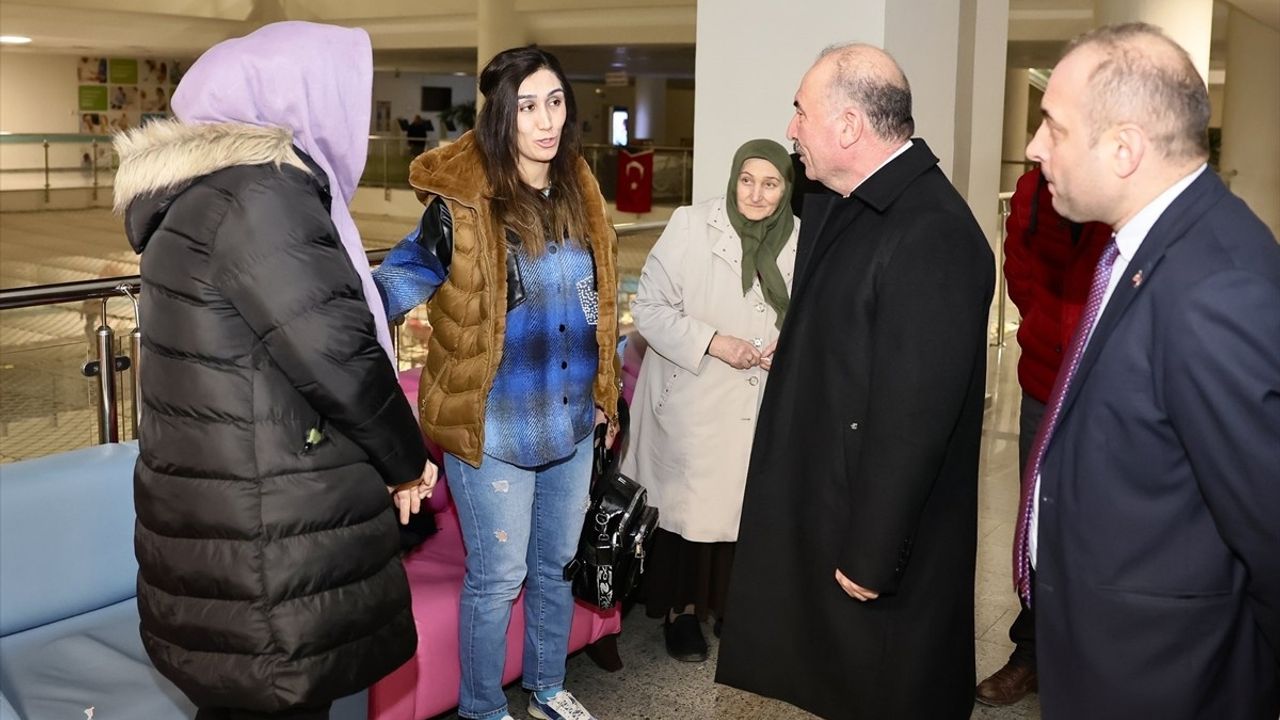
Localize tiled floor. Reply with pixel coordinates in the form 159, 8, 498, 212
436, 342, 1039, 720
0, 206, 1039, 717
0, 208, 419, 461
0, 207, 664, 462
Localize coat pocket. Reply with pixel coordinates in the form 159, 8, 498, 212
299, 416, 327, 456
1095, 584, 1234, 605
840, 417, 865, 482
653, 367, 685, 415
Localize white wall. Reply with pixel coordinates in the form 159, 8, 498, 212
369, 72, 641, 148
0, 53, 81, 134
953, 0, 1010, 244
1208, 83, 1224, 128
0, 53, 95, 171
885, 0, 962, 179
693, 0, 1007, 218
633, 74, 667, 144
572, 82, 637, 146
371, 71, 478, 141
1220, 9, 1280, 236
1095, 0, 1214, 82
693, 0, 885, 202
666, 87, 694, 147
1001, 68, 1032, 192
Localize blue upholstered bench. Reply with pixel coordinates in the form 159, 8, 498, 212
0, 443, 366, 720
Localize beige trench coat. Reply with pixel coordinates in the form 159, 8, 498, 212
620, 196, 798, 542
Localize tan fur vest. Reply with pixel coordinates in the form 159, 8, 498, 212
408, 132, 620, 467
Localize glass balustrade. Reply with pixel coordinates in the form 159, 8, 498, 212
0, 222, 665, 463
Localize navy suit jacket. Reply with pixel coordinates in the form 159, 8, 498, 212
1035, 168, 1280, 719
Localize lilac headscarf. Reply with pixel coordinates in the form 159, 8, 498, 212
171, 21, 394, 364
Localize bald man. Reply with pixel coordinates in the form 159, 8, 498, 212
716, 44, 994, 719
1023, 23, 1280, 719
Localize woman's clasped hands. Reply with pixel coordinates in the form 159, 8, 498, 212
708, 333, 778, 371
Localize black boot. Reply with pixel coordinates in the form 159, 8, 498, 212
663, 614, 708, 662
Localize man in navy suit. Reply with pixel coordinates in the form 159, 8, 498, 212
1024, 22, 1280, 719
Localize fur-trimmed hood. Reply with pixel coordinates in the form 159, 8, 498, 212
114, 119, 308, 212
407, 131, 490, 209
113, 120, 309, 251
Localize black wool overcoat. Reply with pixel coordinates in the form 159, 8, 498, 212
716, 139, 995, 720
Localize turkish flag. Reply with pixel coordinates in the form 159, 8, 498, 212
616, 148, 654, 214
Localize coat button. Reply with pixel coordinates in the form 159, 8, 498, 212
549, 244, 559, 254
559, 324, 566, 332
748, 376, 759, 386
755, 303, 765, 312
850, 422, 859, 430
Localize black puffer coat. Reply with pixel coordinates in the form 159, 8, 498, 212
116, 120, 425, 711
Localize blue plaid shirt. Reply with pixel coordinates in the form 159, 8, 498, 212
374, 225, 598, 468
485, 239, 598, 467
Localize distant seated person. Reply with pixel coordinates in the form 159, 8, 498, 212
406, 114, 429, 155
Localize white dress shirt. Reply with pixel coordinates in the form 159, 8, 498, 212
1030, 164, 1207, 567
849, 140, 914, 195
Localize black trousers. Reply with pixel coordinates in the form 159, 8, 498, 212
195, 704, 331, 720
1009, 391, 1047, 669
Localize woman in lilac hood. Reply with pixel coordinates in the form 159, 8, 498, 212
113, 22, 436, 720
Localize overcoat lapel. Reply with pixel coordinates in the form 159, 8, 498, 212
1056, 169, 1227, 421
792, 140, 942, 298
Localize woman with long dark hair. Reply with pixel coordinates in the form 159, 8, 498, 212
375, 46, 619, 720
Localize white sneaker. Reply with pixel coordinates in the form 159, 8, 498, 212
527, 689, 596, 720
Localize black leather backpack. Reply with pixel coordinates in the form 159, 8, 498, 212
564, 402, 659, 610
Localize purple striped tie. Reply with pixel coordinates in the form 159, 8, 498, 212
1013, 238, 1119, 606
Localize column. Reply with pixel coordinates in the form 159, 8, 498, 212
477, 0, 527, 79
1094, 0, 1213, 82
1219, 8, 1280, 236
1001, 68, 1032, 192
693, 0, 1008, 211
946, 0, 1011, 246
633, 75, 668, 144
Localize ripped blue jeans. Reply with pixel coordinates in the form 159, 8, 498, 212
444, 435, 593, 720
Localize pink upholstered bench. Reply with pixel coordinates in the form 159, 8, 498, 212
369, 369, 623, 720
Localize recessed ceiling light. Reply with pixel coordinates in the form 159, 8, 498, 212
0, 36, 33, 45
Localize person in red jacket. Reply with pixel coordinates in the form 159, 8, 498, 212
976, 166, 1111, 706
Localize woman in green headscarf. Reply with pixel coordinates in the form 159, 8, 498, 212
620, 138, 799, 663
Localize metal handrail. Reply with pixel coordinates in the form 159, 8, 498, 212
0, 225, 665, 454
3, 132, 692, 206
0, 275, 141, 310
611, 220, 669, 233
1, 133, 115, 201
991, 191, 1014, 348
361, 134, 695, 155
0, 133, 111, 144
582, 143, 693, 153
0, 251, 387, 309
0, 225, 670, 309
